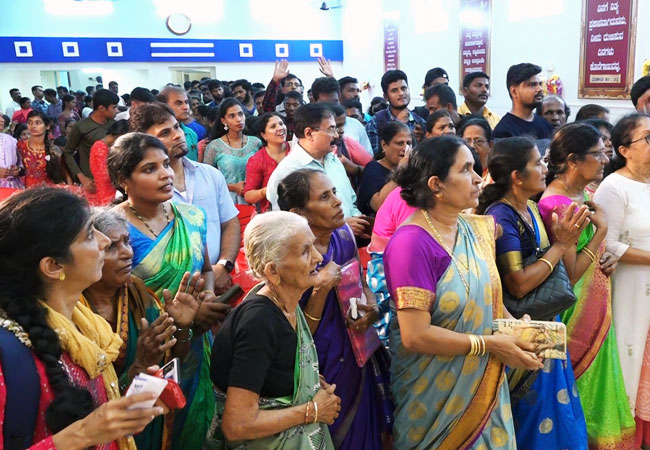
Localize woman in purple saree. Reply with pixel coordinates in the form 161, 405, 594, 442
277, 168, 393, 450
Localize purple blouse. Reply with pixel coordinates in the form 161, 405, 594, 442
385, 225, 451, 310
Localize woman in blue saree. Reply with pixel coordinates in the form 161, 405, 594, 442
384, 136, 543, 450
277, 169, 394, 450
108, 132, 229, 450
477, 136, 590, 449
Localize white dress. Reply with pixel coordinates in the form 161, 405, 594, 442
594, 172, 650, 411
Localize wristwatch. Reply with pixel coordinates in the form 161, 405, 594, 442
217, 259, 234, 272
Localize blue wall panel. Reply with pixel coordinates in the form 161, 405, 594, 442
1, 37, 344, 63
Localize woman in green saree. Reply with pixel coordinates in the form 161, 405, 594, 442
384, 136, 543, 449
108, 132, 230, 449
208, 211, 340, 449
539, 122, 635, 449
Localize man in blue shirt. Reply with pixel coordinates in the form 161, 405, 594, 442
129, 102, 241, 297
365, 70, 426, 155
493, 63, 553, 149
31, 85, 48, 114
44, 88, 62, 121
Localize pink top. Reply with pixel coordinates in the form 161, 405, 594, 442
368, 187, 417, 252
339, 136, 373, 166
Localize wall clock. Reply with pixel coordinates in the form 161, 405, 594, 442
166, 13, 191, 35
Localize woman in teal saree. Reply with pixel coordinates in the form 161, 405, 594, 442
384, 136, 543, 449
108, 132, 227, 450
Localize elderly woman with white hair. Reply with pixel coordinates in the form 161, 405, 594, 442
208, 211, 340, 449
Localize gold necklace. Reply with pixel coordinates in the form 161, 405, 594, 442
421, 210, 470, 297
264, 287, 290, 315
128, 203, 170, 238
556, 178, 585, 200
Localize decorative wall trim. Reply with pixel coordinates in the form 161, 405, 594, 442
0, 36, 344, 63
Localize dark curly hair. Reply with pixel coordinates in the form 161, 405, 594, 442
107, 132, 168, 194
476, 136, 536, 214
277, 169, 322, 211
255, 112, 286, 145
0, 187, 95, 433
394, 135, 465, 209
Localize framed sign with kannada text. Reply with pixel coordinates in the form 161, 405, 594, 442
579, 0, 638, 99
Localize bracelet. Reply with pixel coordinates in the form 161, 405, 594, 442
468, 334, 477, 356
305, 400, 312, 424
303, 310, 322, 322
538, 257, 554, 274
468, 334, 486, 356
202, 289, 216, 297
174, 327, 194, 343
313, 401, 319, 424
581, 247, 597, 264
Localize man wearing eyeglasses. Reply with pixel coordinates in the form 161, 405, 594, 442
266, 103, 371, 237
260, 61, 305, 115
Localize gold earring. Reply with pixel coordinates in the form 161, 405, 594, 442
59, 272, 66, 281
435, 193, 442, 199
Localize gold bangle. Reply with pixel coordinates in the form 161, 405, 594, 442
313, 401, 319, 424
202, 289, 215, 297
478, 335, 486, 356
581, 247, 597, 264
305, 400, 311, 424
538, 258, 554, 274
303, 310, 322, 321
468, 334, 477, 356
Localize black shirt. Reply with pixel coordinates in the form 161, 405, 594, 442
210, 293, 297, 398
357, 161, 391, 216
493, 112, 553, 140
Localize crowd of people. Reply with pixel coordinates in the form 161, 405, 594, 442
1, 58, 650, 450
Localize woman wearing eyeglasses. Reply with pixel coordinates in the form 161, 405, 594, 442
539, 123, 635, 449
458, 117, 493, 184
593, 113, 650, 447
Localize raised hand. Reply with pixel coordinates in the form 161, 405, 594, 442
163, 271, 205, 328
318, 57, 334, 78
272, 60, 290, 83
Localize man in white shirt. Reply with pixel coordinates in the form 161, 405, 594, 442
5, 88, 21, 119
267, 103, 370, 237
310, 77, 373, 156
